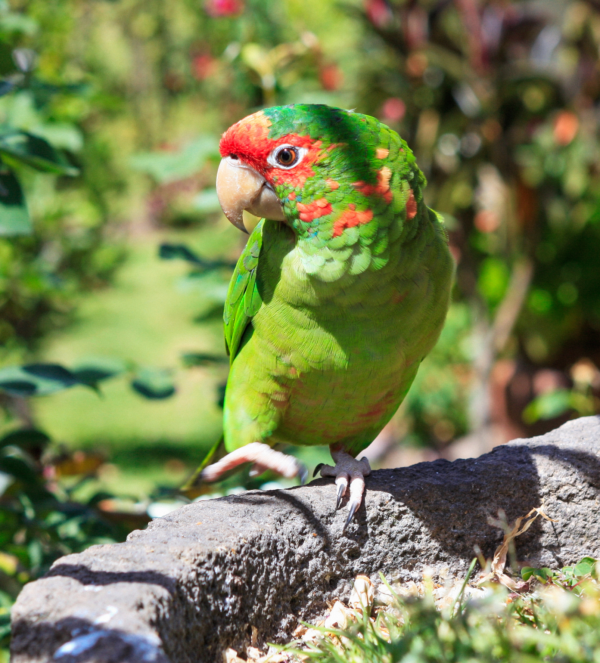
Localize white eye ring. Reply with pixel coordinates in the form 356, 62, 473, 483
267, 144, 307, 170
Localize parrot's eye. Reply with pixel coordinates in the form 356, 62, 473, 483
268, 144, 306, 170
276, 148, 297, 166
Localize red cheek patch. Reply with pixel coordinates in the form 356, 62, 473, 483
296, 197, 332, 223
219, 111, 326, 188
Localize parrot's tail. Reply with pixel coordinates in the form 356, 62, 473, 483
180, 435, 225, 498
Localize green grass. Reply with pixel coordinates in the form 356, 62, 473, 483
282, 560, 600, 663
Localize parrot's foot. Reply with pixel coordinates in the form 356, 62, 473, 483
200, 442, 308, 484
316, 451, 371, 531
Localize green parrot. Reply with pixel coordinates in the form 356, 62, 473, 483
201, 104, 454, 528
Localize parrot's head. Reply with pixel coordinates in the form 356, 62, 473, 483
217, 104, 423, 232
217, 105, 426, 279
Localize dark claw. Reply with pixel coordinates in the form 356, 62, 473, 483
335, 482, 345, 510
343, 501, 359, 532
298, 465, 308, 485
313, 463, 324, 478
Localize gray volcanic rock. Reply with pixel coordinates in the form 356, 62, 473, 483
11, 416, 600, 663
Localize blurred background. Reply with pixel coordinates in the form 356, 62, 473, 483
1, 0, 600, 653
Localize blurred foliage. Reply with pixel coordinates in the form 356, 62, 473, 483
402, 302, 473, 446
355, 0, 600, 441
2, 0, 600, 656
0, 1, 125, 367
0, 359, 179, 400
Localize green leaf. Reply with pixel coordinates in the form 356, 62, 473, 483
71, 358, 126, 388
130, 368, 176, 400
521, 567, 535, 581
521, 567, 554, 582
129, 136, 218, 184
27, 539, 42, 570
0, 80, 15, 97
0, 429, 50, 451
0, 169, 31, 236
0, 620, 12, 640
0, 453, 38, 485
0, 130, 78, 176
23, 363, 78, 384
193, 188, 221, 214
158, 243, 235, 271
181, 352, 228, 367
0, 380, 36, 397
477, 257, 510, 307
159, 243, 204, 264
0, 363, 88, 397
72, 367, 115, 387
574, 557, 597, 578
0, 11, 38, 35
522, 389, 572, 424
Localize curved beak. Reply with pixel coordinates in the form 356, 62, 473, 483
216, 157, 286, 233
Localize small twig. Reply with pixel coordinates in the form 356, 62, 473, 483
490, 258, 534, 354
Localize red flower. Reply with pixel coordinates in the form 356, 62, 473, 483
319, 64, 343, 91
381, 98, 406, 123
191, 53, 216, 80
205, 0, 243, 17
553, 111, 579, 146
365, 0, 392, 28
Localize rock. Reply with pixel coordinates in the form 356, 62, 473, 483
11, 416, 600, 663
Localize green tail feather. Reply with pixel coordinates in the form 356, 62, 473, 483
181, 435, 224, 493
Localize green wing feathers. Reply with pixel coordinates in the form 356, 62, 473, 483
223, 220, 264, 363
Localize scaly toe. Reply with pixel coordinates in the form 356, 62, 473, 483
317, 451, 371, 524
201, 442, 306, 483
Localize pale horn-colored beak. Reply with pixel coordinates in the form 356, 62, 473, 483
216, 157, 285, 233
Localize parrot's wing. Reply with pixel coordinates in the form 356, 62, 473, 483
224, 219, 264, 362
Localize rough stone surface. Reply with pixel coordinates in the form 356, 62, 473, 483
11, 416, 600, 663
